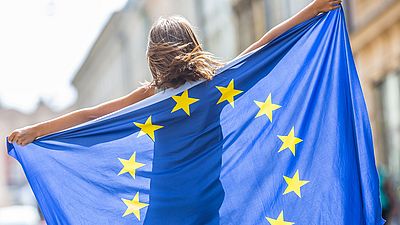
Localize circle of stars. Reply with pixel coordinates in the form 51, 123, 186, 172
115, 79, 312, 223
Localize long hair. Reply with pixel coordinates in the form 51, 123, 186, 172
146, 16, 224, 90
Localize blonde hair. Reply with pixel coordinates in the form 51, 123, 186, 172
146, 16, 224, 89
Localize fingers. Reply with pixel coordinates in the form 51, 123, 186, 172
8, 131, 23, 145
14, 135, 21, 145
16, 138, 27, 146
8, 130, 33, 146
327, 1, 341, 11
20, 139, 27, 146
14, 136, 24, 146
8, 132, 16, 143
12, 136, 30, 146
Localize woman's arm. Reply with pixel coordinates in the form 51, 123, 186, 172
8, 85, 155, 146
237, 0, 342, 57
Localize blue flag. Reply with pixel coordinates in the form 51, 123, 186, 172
7, 8, 384, 225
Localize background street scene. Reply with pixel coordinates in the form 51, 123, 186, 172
0, 0, 399, 224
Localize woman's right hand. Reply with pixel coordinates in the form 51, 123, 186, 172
8, 125, 39, 146
311, 0, 342, 14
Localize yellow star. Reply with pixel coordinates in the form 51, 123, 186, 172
266, 211, 294, 225
283, 170, 310, 198
277, 127, 302, 156
171, 90, 199, 116
121, 192, 149, 221
254, 93, 281, 122
133, 116, 163, 142
216, 79, 243, 107
117, 152, 145, 179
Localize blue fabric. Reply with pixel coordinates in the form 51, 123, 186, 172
7, 8, 384, 225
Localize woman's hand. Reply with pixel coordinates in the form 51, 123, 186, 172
237, 0, 343, 57
6, 86, 154, 147
8, 125, 39, 146
311, 0, 342, 15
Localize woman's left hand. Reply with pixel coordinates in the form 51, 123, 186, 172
8, 125, 39, 146
311, 0, 342, 14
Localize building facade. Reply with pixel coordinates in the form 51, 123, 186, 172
72, 4, 148, 108
348, 0, 400, 179
197, 0, 237, 61
230, 0, 310, 52
0, 100, 64, 207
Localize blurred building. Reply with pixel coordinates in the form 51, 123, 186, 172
232, 0, 310, 50
72, 1, 149, 108
196, 0, 237, 60
0, 100, 64, 207
347, 0, 400, 179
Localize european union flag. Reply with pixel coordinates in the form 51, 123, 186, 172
7, 8, 384, 225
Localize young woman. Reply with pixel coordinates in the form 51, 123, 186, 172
8, 0, 341, 146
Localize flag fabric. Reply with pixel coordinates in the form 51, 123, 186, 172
7, 8, 384, 225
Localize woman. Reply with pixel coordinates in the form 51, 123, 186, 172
7, 0, 341, 146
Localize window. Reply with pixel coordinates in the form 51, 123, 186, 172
233, 0, 266, 52
233, 0, 312, 53
264, 0, 309, 29
377, 71, 400, 180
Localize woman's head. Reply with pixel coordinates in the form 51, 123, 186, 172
146, 16, 223, 89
